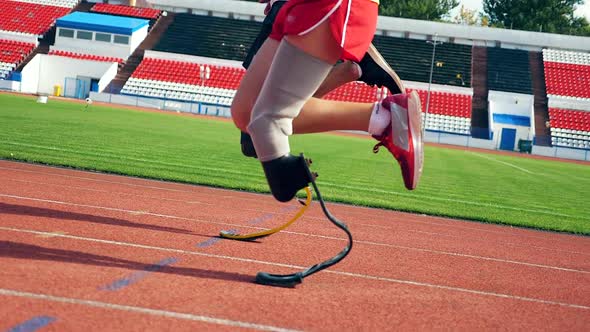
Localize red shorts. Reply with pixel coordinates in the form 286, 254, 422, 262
269, 0, 378, 62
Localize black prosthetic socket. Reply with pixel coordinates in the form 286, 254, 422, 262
240, 132, 257, 158
261, 154, 316, 202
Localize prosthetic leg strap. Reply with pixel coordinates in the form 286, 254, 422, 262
247, 40, 333, 162
219, 187, 312, 241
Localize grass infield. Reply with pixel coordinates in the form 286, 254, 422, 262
1, 93, 589, 234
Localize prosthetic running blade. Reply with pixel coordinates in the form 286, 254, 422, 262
254, 154, 354, 287
219, 187, 312, 241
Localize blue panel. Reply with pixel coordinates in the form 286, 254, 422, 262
493, 114, 531, 127
499, 128, 517, 151
57, 12, 149, 35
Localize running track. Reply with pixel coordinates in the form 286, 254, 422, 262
0, 160, 588, 331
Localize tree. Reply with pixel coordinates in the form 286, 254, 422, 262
379, 0, 459, 21
453, 5, 479, 25
483, 0, 590, 36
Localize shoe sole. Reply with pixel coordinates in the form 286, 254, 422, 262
407, 91, 424, 189
367, 43, 406, 94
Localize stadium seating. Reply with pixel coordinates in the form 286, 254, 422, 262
154, 14, 261, 61
543, 48, 590, 66
487, 47, 532, 94
120, 58, 240, 106
123, 56, 472, 134
48, 50, 124, 64
323, 82, 382, 103
0, 39, 35, 79
548, 108, 590, 149
410, 89, 472, 135
543, 61, 590, 99
91, 3, 161, 20
371, 34, 472, 88
0, 0, 71, 35
12, 0, 79, 8
325, 84, 471, 135
154, 14, 472, 88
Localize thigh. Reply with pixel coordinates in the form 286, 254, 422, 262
231, 38, 279, 129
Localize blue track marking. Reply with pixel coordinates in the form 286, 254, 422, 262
195, 206, 300, 248
100, 257, 178, 291
6, 316, 56, 332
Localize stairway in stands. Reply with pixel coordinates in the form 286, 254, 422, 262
470, 46, 489, 138
529, 51, 551, 146
105, 12, 175, 94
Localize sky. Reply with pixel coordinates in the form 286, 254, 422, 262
452, 0, 590, 19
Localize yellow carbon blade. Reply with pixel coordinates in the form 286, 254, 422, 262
219, 187, 312, 241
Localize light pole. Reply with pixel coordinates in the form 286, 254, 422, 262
425, 34, 443, 134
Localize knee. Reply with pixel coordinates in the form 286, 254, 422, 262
230, 102, 250, 133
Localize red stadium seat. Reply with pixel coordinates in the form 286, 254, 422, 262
48, 50, 124, 64
0, 0, 71, 35
91, 3, 161, 20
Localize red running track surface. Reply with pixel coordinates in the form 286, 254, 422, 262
0, 160, 589, 331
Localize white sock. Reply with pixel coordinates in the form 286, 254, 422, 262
368, 102, 391, 136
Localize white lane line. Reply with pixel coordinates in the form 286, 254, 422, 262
322, 181, 579, 219
0, 163, 578, 220
4, 177, 583, 245
470, 152, 534, 174
0, 164, 261, 200
279, 232, 590, 274
1, 193, 588, 266
0, 289, 299, 332
1, 226, 588, 311
5, 163, 590, 249
1, 142, 255, 178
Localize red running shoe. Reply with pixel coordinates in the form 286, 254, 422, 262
373, 92, 424, 190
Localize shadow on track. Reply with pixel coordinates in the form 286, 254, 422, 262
0, 202, 198, 235
0, 241, 255, 284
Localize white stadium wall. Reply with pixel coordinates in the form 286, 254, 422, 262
548, 96, 590, 112
0, 80, 20, 91
21, 55, 118, 95
0, 31, 39, 45
98, 63, 119, 92
19, 54, 42, 94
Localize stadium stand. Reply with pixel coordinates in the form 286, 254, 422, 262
91, 3, 161, 20
48, 50, 124, 64
11, 0, 79, 8
154, 14, 472, 89
544, 62, 590, 99
371, 35, 472, 88
411, 89, 472, 135
486, 47, 532, 94
0, 39, 35, 79
122, 55, 472, 134
154, 14, 260, 61
120, 57, 239, 106
544, 48, 590, 65
325, 84, 471, 134
323, 82, 382, 103
0, 0, 72, 35
549, 108, 590, 149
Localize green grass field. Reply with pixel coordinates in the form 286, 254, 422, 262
1, 93, 589, 234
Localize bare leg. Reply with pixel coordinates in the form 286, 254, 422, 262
314, 61, 360, 98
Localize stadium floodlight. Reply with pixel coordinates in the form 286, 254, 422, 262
425, 34, 443, 135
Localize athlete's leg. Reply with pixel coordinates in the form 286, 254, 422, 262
314, 61, 361, 98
